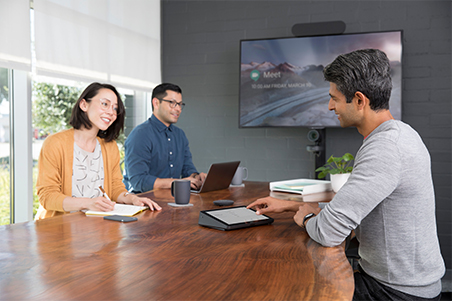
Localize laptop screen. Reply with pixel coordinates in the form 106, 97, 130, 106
191, 161, 240, 193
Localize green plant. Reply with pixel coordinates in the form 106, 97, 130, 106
0, 68, 8, 104
32, 164, 39, 217
0, 166, 10, 225
316, 153, 354, 179
32, 82, 81, 136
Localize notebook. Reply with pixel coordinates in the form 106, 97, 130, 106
191, 161, 240, 194
85, 203, 148, 217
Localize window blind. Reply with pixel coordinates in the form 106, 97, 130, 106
33, 0, 161, 91
0, 0, 32, 71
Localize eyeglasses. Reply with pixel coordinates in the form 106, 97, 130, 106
158, 98, 185, 110
99, 98, 120, 115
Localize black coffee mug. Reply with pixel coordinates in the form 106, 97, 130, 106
171, 180, 191, 204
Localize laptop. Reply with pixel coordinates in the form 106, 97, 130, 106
191, 161, 240, 194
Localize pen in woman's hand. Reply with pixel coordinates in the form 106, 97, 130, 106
99, 186, 114, 202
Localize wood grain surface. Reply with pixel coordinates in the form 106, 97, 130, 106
0, 181, 353, 300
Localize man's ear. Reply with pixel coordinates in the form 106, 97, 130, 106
79, 99, 88, 112
354, 91, 369, 111
152, 97, 160, 110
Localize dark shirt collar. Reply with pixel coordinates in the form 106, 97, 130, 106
150, 114, 173, 132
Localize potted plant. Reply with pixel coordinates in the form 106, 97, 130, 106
316, 153, 354, 193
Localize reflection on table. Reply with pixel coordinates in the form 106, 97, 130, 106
0, 181, 353, 300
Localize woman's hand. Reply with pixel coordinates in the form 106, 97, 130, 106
85, 197, 116, 212
126, 194, 162, 211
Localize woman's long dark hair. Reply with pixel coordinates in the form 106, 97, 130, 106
69, 82, 125, 142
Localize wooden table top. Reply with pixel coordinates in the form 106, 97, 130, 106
0, 181, 353, 300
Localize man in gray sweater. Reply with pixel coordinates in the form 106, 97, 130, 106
248, 49, 445, 300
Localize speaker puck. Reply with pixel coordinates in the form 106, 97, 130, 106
213, 200, 234, 206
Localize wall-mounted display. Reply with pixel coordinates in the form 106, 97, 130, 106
239, 30, 403, 128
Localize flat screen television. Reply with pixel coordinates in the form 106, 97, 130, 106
239, 30, 403, 128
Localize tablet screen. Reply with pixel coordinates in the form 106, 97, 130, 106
206, 207, 269, 225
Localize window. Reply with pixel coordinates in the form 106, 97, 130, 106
0, 0, 160, 223
0, 67, 10, 225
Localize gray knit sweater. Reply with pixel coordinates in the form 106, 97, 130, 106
306, 120, 445, 298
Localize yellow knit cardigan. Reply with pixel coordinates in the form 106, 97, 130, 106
35, 128, 127, 220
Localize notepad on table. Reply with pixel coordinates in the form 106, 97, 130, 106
270, 179, 332, 195
85, 203, 148, 217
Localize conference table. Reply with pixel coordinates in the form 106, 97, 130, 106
0, 181, 353, 300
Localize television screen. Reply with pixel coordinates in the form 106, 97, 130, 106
239, 30, 402, 128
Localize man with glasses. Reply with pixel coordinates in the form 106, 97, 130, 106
123, 83, 206, 192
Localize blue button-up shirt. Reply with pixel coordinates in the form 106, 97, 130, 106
123, 115, 198, 192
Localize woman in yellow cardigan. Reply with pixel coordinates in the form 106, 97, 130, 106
35, 82, 162, 220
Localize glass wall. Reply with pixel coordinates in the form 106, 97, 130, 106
0, 0, 159, 224
0, 68, 11, 225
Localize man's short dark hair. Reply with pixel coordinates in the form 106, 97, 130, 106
69, 82, 125, 142
151, 83, 182, 111
323, 49, 392, 111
